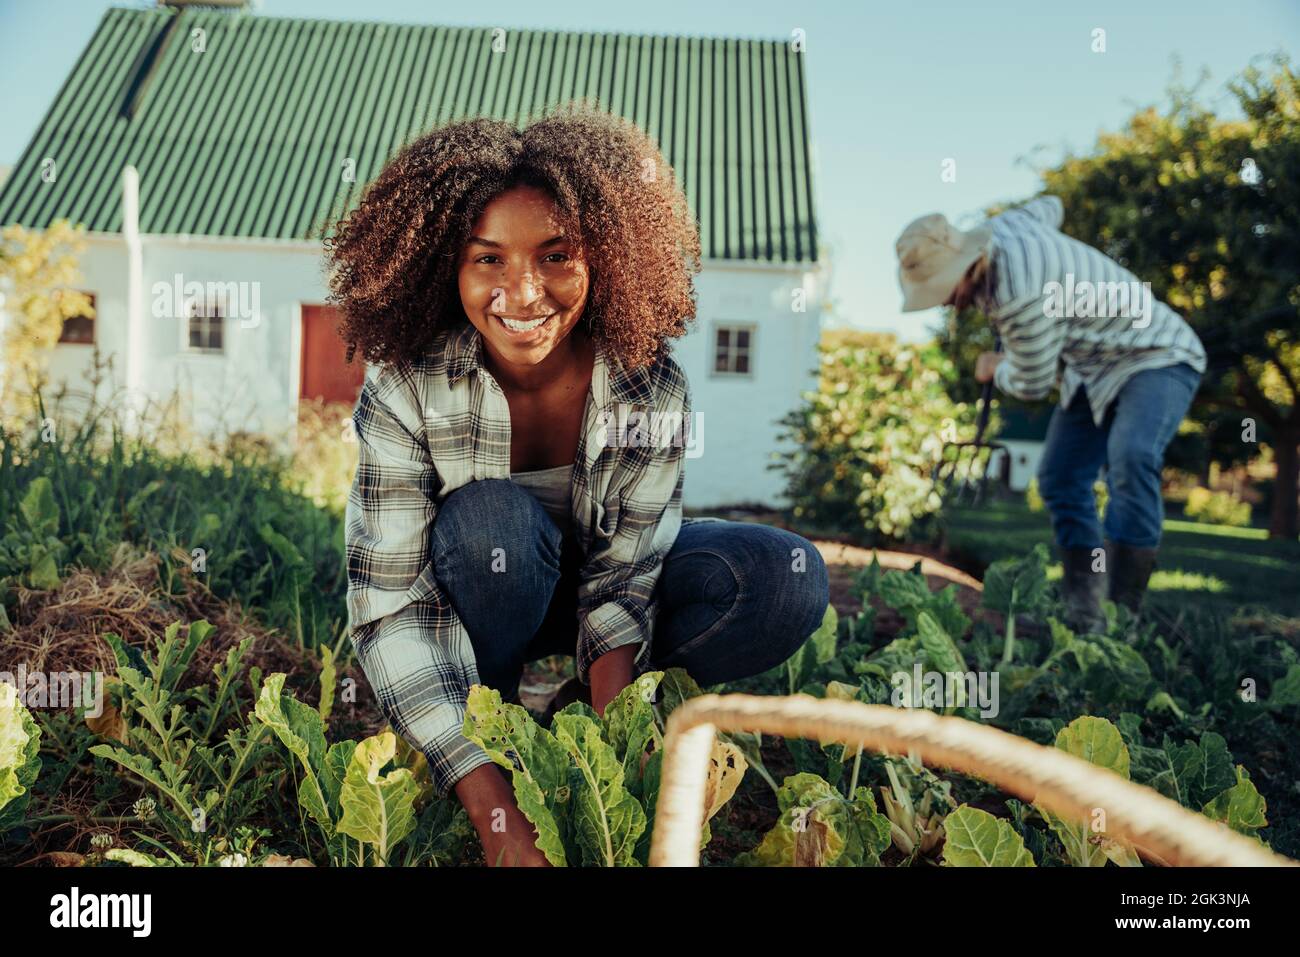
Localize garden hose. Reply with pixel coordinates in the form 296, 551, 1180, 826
649, 693, 1295, 867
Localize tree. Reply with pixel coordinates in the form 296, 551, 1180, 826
0, 221, 94, 426
940, 57, 1300, 538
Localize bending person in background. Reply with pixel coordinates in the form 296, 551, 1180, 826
895, 195, 1205, 632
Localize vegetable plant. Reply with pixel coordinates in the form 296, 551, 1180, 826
462, 668, 746, 866
982, 544, 1052, 663
0, 682, 42, 834
736, 773, 891, 867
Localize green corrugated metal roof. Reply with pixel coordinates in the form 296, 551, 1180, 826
0, 7, 818, 262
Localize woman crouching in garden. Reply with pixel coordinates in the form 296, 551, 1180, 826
325, 107, 830, 866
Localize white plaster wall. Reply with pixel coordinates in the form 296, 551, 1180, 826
44, 238, 129, 410
43, 234, 328, 443
38, 236, 823, 508
673, 263, 824, 509
139, 237, 328, 440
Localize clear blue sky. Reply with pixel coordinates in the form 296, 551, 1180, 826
1, 0, 1295, 340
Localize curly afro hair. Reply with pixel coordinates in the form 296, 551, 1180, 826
324, 104, 702, 371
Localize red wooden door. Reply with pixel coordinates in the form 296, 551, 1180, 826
300, 304, 365, 404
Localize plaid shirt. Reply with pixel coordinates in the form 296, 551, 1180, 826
345, 321, 692, 797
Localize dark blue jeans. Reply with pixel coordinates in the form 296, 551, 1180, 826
1037, 362, 1201, 550
430, 478, 830, 701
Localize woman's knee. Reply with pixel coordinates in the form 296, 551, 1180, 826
435, 479, 561, 569
431, 478, 561, 647
775, 529, 831, 645
725, 526, 830, 656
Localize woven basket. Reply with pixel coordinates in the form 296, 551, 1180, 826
649, 693, 1294, 867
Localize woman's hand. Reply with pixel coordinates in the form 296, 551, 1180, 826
454, 764, 552, 866
975, 351, 1003, 384
588, 645, 637, 716
589, 648, 657, 778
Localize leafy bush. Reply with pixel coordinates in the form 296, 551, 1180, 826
0, 221, 94, 426
983, 543, 1052, 663
1184, 486, 1253, 527
86, 620, 282, 862
291, 399, 360, 512
1025, 477, 1044, 513
772, 333, 979, 543
0, 390, 348, 651
0, 477, 64, 599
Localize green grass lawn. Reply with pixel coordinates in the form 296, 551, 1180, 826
943, 500, 1300, 616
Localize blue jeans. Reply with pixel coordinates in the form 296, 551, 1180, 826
1037, 362, 1201, 550
430, 478, 831, 700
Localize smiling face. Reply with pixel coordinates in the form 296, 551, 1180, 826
458, 184, 591, 381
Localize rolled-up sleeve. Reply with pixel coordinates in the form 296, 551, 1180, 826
573, 382, 690, 684
345, 372, 493, 797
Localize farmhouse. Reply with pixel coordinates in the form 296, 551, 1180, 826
0, 3, 826, 509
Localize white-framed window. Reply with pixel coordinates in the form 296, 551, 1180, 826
712, 323, 754, 376
186, 296, 224, 353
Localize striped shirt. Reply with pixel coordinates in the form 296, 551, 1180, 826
345, 320, 691, 796
980, 195, 1205, 425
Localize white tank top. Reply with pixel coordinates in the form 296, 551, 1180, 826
509, 462, 574, 538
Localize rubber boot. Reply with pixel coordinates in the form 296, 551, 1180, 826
1060, 547, 1108, 635
1107, 540, 1158, 616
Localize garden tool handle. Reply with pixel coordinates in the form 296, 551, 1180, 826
973, 381, 994, 444
972, 336, 1001, 445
